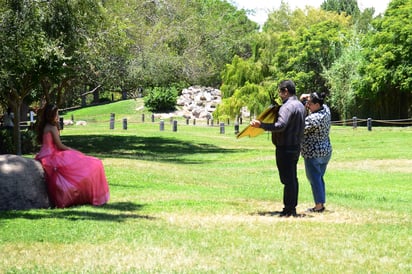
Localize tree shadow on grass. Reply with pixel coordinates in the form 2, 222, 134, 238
62, 134, 237, 164
0, 202, 155, 222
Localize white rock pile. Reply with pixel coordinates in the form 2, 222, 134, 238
175, 86, 222, 119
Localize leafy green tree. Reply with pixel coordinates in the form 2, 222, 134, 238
358, 0, 412, 119
220, 56, 264, 97
121, 0, 258, 89
192, 0, 258, 83
270, 9, 351, 94
263, 7, 351, 91
217, 4, 353, 119
354, 7, 377, 34
216, 56, 272, 120
0, 0, 108, 154
321, 0, 379, 34
321, 0, 360, 17
323, 33, 363, 121
76, 0, 135, 104
0, 0, 48, 154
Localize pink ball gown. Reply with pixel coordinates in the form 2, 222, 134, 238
35, 132, 110, 208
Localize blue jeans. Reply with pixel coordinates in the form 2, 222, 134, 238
304, 155, 331, 204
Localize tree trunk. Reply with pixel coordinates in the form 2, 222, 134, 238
93, 89, 99, 103
9, 99, 22, 155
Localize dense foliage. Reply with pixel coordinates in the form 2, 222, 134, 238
0, 0, 411, 153
357, 0, 412, 119
218, 0, 411, 121
0, 0, 257, 153
144, 87, 178, 113
0, 0, 109, 153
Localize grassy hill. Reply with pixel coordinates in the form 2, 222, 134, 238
61, 99, 145, 122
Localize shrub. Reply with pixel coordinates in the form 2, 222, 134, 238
0, 129, 38, 154
0, 129, 14, 154
21, 130, 39, 154
144, 87, 178, 113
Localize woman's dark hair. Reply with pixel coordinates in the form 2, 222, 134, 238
279, 80, 296, 95
36, 104, 59, 144
310, 92, 326, 106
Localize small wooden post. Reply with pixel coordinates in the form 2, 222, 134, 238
172, 120, 177, 132
234, 122, 239, 134
220, 122, 225, 134
160, 120, 164, 131
367, 118, 372, 131
110, 113, 115, 129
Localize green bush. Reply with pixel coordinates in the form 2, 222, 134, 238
0, 129, 14, 154
144, 86, 178, 113
0, 129, 38, 154
21, 129, 39, 154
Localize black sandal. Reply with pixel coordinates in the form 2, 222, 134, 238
307, 207, 325, 213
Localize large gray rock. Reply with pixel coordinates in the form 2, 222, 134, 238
0, 154, 50, 211
176, 86, 222, 119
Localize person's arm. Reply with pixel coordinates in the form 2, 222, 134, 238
50, 126, 71, 151
304, 106, 330, 134
250, 105, 290, 132
258, 104, 290, 132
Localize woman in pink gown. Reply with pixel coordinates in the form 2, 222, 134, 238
35, 104, 110, 208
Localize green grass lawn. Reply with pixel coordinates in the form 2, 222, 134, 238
1, 100, 411, 273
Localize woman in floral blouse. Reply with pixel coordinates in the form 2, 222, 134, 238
300, 92, 332, 213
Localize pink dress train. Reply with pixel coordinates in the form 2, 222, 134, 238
35, 132, 110, 208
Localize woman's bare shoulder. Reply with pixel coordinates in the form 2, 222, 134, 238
43, 124, 57, 133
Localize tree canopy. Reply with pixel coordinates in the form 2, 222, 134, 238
0, 0, 258, 153
0, 0, 411, 153
357, 0, 412, 118
217, 0, 411, 121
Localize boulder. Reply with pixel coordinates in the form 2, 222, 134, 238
176, 86, 222, 119
63, 119, 74, 126
76, 120, 87, 126
0, 154, 50, 211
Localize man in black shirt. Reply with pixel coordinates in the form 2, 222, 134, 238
250, 80, 305, 217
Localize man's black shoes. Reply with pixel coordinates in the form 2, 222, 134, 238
279, 209, 297, 217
